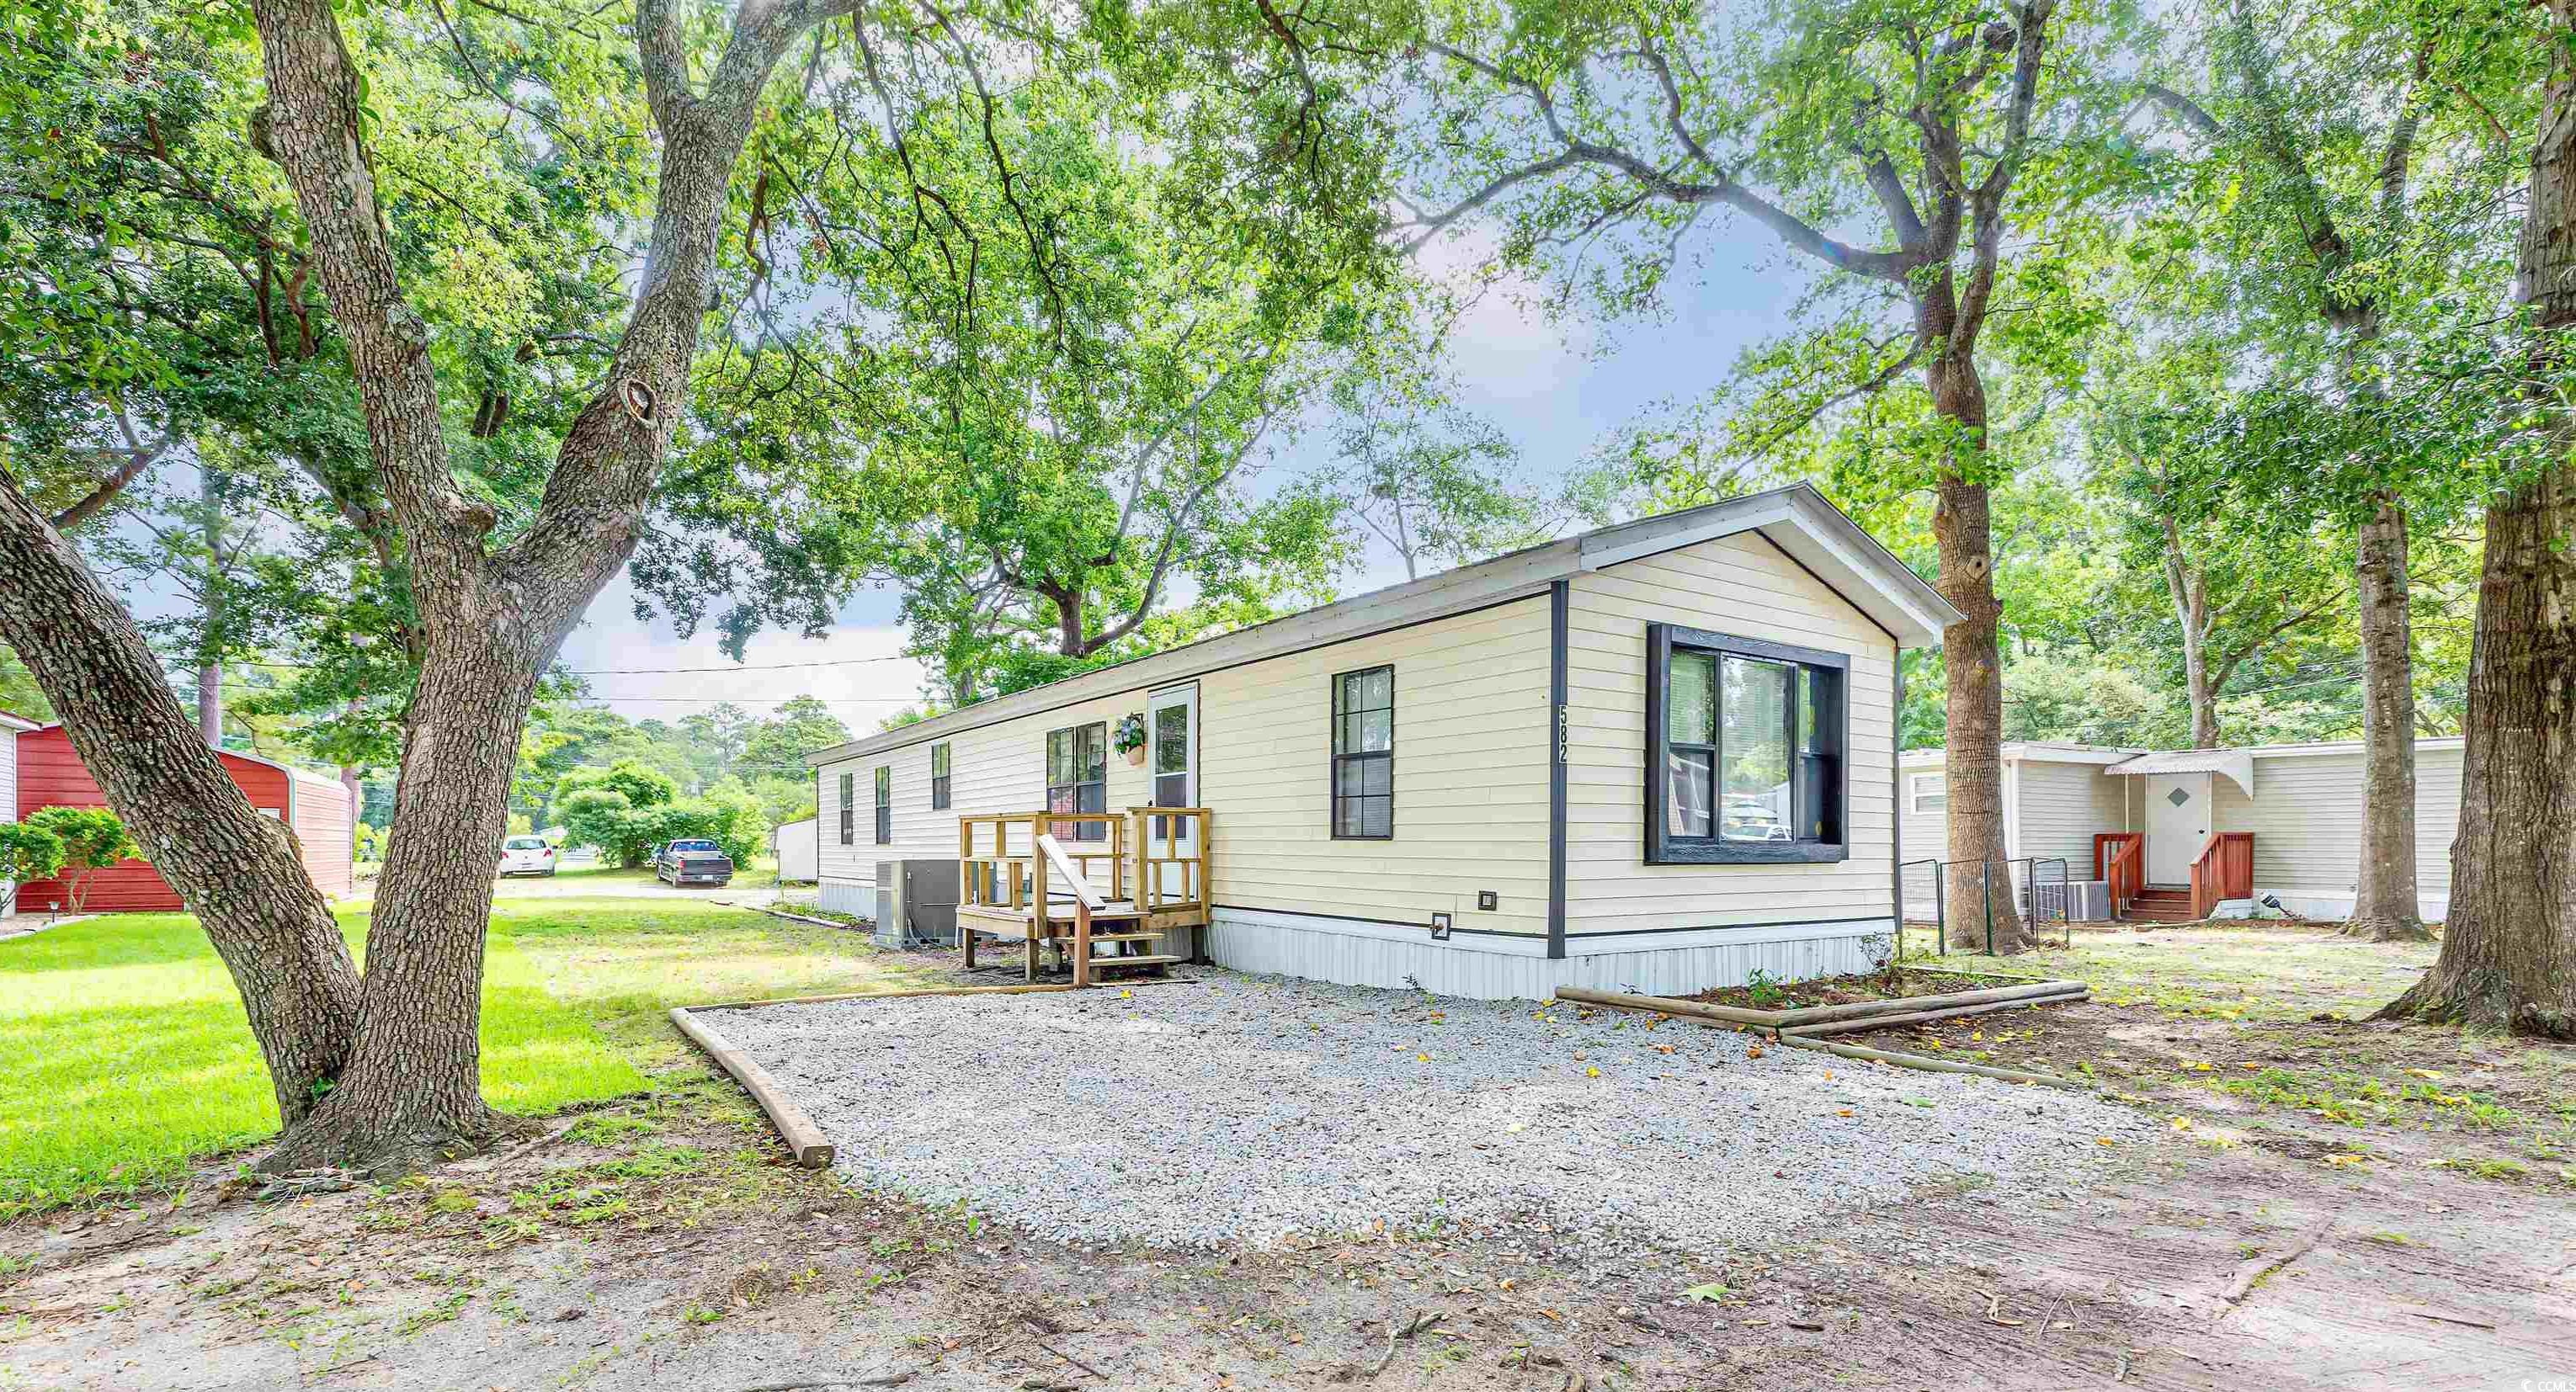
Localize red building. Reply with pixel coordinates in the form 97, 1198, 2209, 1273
12, 725, 354, 913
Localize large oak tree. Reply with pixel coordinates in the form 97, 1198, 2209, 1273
2380, 0, 2576, 1036
1400, 0, 2093, 948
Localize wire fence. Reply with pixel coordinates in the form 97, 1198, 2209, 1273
1898, 856, 2075, 956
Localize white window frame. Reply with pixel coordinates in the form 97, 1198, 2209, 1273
1909, 771, 1947, 814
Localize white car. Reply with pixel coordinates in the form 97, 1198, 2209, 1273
498, 836, 559, 878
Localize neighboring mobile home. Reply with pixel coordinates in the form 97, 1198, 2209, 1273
12, 725, 354, 913
0, 709, 35, 916
771, 816, 820, 883
807, 484, 1961, 1001
1897, 737, 2467, 922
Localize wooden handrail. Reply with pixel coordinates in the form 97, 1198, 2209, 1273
958, 807, 1213, 965
2187, 831, 2254, 920
2094, 831, 2143, 916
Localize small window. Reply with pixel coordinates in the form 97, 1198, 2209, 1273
930, 741, 952, 810
1910, 772, 1947, 814
1330, 665, 1394, 839
1646, 624, 1846, 864
873, 765, 891, 845
838, 770, 855, 846
1046, 724, 1108, 842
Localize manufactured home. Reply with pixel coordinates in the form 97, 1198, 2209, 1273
771, 816, 820, 883
12, 724, 354, 913
806, 484, 1961, 1001
1898, 737, 2466, 922
0, 709, 33, 916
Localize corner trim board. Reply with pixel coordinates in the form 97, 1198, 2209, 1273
1547, 579, 1569, 960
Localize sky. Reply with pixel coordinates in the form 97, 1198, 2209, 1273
551, 231, 1818, 734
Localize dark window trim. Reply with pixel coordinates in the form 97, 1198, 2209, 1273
1046, 722, 1109, 842
837, 771, 855, 846
873, 764, 892, 846
929, 741, 951, 811
1643, 624, 1850, 866
1329, 663, 1396, 841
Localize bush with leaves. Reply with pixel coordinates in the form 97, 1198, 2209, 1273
556, 789, 647, 868
24, 806, 136, 913
0, 822, 67, 916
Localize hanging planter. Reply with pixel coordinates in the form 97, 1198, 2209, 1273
1115, 711, 1149, 766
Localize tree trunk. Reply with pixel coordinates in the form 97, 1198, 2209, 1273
237, 0, 807, 1172
197, 661, 223, 746
2377, 11, 2576, 1035
2159, 520, 2221, 748
2347, 493, 2430, 941
1929, 354, 2027, 953
198, 463, 226, 746
0, 475, 361, 1124
263, 623, 546, 1172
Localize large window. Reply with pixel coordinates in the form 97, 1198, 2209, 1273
1645, 624, 1846, 864
873, 765, 892, 845
1046, 723, 1108, 841
1330, 665, 1395, 839
838, 770, 855, 846
930, 742, 952, 810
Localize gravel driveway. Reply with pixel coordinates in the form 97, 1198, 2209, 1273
713, 973, 2155, 1255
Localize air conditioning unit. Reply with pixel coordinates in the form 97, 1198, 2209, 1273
2063, 879, 2111, 922
874, 858, 961, 948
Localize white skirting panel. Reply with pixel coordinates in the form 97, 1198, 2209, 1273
1206, 906, 1888, 1001
816, 877, 874, 916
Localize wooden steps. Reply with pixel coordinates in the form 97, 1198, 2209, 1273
2123, 886, 2196, 923
1086, 953, 1182, 971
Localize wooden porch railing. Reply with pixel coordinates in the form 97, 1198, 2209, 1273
2094, 831, 2143, 917
1127, 805, 1211, 917
2188, 831, 2254, 920
955, 806, 1212, 945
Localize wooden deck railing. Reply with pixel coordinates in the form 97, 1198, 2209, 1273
955, 806, 1212, 944
2094, 831, 2143, 916
2188, 831, 2254, 920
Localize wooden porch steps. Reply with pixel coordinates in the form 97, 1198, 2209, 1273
2123, 886, 2196, 923
1085, 953, 1183, 971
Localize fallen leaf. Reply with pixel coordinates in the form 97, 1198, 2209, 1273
1679, 1283, 1730, 1303
1837, 1108, 1854, 1118
1585, 1067, 1601, 1079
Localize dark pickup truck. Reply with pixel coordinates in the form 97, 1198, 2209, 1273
654, 837, 734, 888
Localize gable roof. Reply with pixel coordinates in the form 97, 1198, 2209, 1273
806, 483, 1958, 767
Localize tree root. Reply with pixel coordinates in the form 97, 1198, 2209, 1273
258, 1096, 529, 1180
2338, 916, 2435, 944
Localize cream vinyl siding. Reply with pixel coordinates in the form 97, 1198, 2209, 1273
1199, 598, 1552, 937
2208, 744, 2464, 909
812, 599, 1553, 927
1566, 535, 1899, 936
2012, 757, 2128, 871
817, 689, 1156, 896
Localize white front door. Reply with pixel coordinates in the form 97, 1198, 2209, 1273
2144, 773, 2210, 885
1147, 684, 1199, 898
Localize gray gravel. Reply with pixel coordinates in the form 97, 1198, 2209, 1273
712, 973, 2155, 1254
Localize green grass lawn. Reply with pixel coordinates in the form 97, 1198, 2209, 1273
1900, 919, 2440, 1020
0, 893, 929, 1219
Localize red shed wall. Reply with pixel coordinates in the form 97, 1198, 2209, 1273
13, 729, 308, 913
